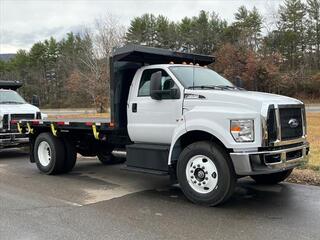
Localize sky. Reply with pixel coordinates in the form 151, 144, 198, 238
0, 0, 283, 54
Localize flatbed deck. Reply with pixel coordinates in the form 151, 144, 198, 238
11, 117, 115, 137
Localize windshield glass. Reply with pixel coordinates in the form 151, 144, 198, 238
0, 90, 26, 104
169, 66, 234, 89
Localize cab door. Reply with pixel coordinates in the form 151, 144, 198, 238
127, 68, 184, 144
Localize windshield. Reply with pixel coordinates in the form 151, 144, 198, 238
169, 66, 234, 89
0, 90, 26, 104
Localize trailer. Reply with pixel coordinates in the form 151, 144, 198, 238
13, 45, 309, 206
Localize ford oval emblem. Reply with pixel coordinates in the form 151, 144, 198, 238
288, 118, 299, 128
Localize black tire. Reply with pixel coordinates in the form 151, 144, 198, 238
251, 169, 293, 184
61, 138, 77, 173
177, 141, 236, 206
97, 151, 125, 165
34, 132, 65, 175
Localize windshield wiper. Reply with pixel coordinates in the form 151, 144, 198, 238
187, 85, 221, 90
0, 101, 23, 104
215, 85, 244, 90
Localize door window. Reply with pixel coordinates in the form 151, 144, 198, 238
138, 69, 179, 99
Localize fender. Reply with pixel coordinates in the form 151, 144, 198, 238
168, 111, 261, 165
168, 118, 229, 165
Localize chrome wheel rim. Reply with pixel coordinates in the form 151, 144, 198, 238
37, 141, 52, 167
186, 155, 218, 194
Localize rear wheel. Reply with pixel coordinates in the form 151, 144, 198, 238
177, 141, 236, 206
251, 169, 293, 184
34, 133, 65, 175
61, 138, 77, 173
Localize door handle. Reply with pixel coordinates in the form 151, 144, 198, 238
132, 103, 137, 112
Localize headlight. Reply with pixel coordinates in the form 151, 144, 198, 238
230, 119, 254, 142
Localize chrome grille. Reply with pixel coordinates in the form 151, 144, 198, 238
279, 108, 303, 140
266, 105, 304, 145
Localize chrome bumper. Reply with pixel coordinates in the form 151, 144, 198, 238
0, 132, 29, 148
230, 142, 309, 175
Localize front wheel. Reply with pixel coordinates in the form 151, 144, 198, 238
177, 141, 236, 206
250, 169, 293, 184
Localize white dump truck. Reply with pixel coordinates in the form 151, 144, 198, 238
15, 45, 309, 206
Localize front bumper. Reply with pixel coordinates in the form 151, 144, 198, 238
230, 142, 309, 175
0, 132, 29, 148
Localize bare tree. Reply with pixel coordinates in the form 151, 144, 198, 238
77, 14, 126, 112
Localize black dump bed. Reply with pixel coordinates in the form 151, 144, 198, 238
14, 45, 214, 137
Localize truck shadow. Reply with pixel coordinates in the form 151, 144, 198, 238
148, 179, 303, 213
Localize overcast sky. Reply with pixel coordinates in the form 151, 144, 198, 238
0, 0, 283, 53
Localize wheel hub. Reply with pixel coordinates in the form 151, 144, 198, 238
194, 168, 205, 181
186, 155, 219, 194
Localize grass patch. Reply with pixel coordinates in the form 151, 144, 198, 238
307, 112, 320, 168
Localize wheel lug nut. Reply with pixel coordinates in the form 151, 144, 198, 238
193, 166, 196, 169
191, 176, 194, 179
205, 177, 208, 180
205, 171, 208, 174
202, 166, 205, 169
190, 170, 193, 173
198, 183, 201, 186
203, 181, 206, 184
193, 181, 196, 184
197, 164, 200, 167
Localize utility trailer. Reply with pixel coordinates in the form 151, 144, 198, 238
14, 45, 309, 206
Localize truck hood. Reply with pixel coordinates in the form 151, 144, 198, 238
184, 89, 303, 114
0, 103, 40, 115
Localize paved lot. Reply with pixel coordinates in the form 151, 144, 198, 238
1, 149, 320, 240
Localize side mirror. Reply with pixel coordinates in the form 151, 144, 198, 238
32, 95, 40, 107
150, 71, 163, 100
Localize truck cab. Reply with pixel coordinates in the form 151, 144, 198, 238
16, 45, 309, 206
0, 81, 42, 149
